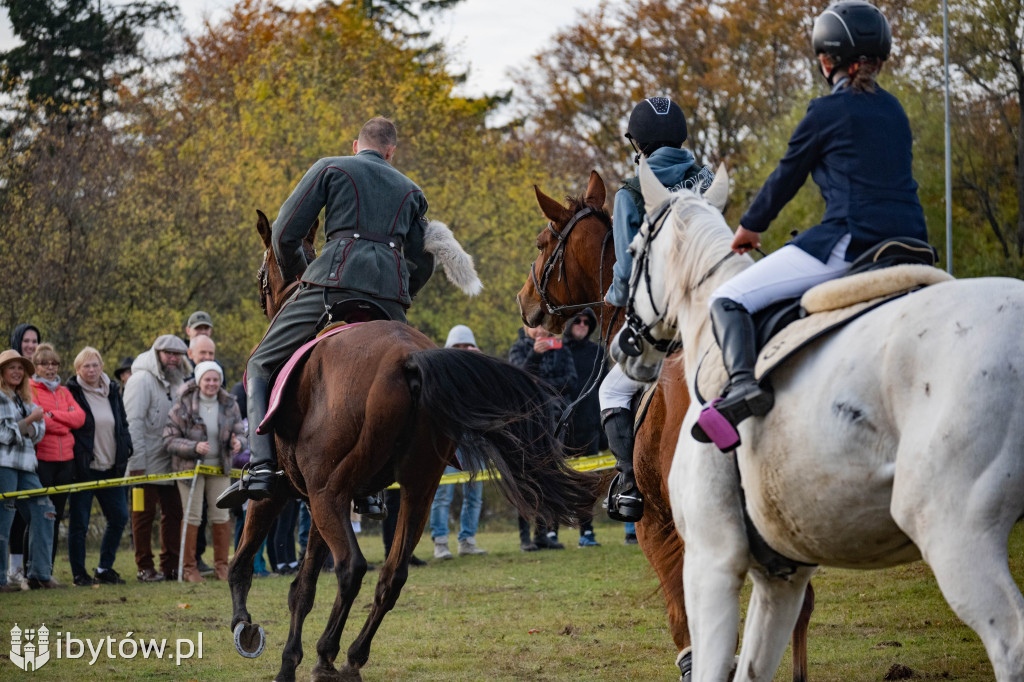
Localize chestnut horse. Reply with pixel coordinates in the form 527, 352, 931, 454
230, 211, 598, 682
516, 171, 813, 680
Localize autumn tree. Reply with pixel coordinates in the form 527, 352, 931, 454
151, 0, 557, 360
943, 0, 1024, 263
510, 0, 825, 190
0, 0, 180, 127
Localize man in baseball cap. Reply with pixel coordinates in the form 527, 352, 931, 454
185, 311, 213, 339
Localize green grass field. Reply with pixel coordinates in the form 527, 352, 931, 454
1, 517, 1021, 681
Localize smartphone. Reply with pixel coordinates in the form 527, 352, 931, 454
543, 337, 562, 350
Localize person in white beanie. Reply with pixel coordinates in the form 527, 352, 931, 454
428, 325, 488, 559
163, 361, 245, 582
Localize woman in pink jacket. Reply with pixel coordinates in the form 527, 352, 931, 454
31, 343, 85, 563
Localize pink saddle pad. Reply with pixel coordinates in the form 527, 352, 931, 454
256, 322, 362, 435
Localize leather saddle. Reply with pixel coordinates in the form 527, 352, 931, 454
750, 237, 938, 350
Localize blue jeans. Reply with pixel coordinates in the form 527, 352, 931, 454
298, 501, 311, 555
0, 467, 55, 583
68, 468, 129, 578
429, 465, 483, 542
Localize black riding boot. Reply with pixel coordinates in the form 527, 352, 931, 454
603, 407, 643, 522
216, 377, 278, 509
692, 298, 774, 445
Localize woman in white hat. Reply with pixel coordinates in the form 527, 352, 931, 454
163, 361, 245, 582
0, 350, 58, 590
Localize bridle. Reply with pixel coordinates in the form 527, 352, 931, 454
618, 196, 762, 359
617, 198, 682, 358
528, 203, 619, 437
529, 206, 613, 319
257, 250, 302, 318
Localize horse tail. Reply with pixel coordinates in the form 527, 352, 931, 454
404, 348, 598, 526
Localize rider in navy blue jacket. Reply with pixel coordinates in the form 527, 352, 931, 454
739, 73, 926, 263
694, 1, 929, 447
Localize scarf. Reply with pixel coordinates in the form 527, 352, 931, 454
34, 375, 60, 392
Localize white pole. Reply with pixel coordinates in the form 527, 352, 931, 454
943, 0, 953, 274
177, 465, 201, 583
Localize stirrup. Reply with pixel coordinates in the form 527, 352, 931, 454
691, 398, 741, 451
214, 464, 279, 509
605, 472, 644, 523
354, 492, 387, 521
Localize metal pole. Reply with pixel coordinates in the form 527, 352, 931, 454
177, 465, 200, 583
943, 0, 953, 274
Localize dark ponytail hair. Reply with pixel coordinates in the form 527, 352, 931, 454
845, 57, 882, 92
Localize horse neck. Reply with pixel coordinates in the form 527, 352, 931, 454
678, 256, 751, 372
661, 202, 751, 373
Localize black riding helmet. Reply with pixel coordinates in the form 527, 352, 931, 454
625, 97, 687, 163
812, 1, 891, 71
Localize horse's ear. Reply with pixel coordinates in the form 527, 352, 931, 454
584, 170, 606, 209
703, 163, 730, 212
638, 157, 671, 208
534, 185, 571, 224
305, 218, 319, 246
256, 209, 272, 248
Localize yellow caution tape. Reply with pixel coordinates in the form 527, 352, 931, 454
407, 453, 616, 488
2, 454, 616, 500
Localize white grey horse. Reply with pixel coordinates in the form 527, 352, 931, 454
610, 158, 1024, 681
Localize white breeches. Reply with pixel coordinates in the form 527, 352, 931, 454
710, 234, 851, 314
599, 363, 646, 412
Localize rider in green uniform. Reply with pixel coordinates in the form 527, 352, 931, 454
217, 117, 434, 512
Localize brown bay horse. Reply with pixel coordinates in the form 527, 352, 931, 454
516, 171, 813, 680
230, 211, 598, 682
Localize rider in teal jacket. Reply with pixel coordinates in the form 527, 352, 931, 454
602, 97, 713, 523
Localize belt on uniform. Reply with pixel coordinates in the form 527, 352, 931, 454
328, 229, 403, 248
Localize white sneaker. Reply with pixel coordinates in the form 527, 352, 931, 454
457, 537, 488, 556
433, 538, 453, 560
8, 566, 27, 589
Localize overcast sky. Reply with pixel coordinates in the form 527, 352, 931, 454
0, 1, 612, 98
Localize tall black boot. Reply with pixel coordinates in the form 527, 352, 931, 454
216, 377, 278, 509
692, 298, 774, 445
603, 407, 643, 522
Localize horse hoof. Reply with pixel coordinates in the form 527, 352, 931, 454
233, 621, 266, 658
337, 665, 363, 682
310, 663, 361, 682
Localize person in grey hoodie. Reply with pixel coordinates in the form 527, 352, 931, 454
601, 97, 714, 524
123, 334, 187, 582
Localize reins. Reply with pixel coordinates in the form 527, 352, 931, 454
618, 199, 682, 358
555, 305, 621, 439
618, 197, 767, 358
529, 203, 618, 439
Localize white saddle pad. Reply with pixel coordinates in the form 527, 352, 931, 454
695, 265, 953, 403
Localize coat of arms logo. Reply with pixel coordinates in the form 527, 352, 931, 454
10, 623, 51, 672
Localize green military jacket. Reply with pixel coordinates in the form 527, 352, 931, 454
272, 149, 433, 308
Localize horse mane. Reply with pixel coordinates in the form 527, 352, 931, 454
565, 194, 612, 228
662, 191, 744, 327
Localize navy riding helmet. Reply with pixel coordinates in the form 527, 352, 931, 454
625, 97, 687, 161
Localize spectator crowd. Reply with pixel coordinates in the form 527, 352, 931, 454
1, 313, 628, 592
